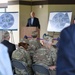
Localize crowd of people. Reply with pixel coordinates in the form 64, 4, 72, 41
0, 11, 75, 75
13, 31, 57, 75
0, 30, 57, 75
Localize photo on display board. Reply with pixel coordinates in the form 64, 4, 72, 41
47, 11, 72, 32
0, 12, 19, 31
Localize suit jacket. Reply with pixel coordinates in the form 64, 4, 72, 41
56, 24, 75, 75
26, 17, 40, 29
1, 40, 16, 60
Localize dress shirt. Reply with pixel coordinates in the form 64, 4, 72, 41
31, 18, 34, 25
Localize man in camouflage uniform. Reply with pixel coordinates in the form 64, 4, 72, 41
12, 38, 32, 75
33, 34, 57, 75
28, 31, 41, 62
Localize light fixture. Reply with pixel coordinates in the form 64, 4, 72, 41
39, 5, 43, 8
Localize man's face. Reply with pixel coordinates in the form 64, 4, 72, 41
30, 12, 35, 18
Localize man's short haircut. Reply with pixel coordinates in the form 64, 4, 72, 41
3, 31, 10, 38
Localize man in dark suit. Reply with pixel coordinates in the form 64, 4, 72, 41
1, 31, 16, 60
56, 24, 75, 75
26, 11, 40, 29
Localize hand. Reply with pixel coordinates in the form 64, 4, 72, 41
49, 66, 56, 70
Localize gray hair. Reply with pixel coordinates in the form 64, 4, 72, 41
3, 31, 10, 39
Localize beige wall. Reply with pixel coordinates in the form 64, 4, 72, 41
20, 4, 75, 39
48, 5, 75, 22
32, 5, 48, 38
19, 5, 31, 40
6, 5, 19, 44
48, 5, 75, 44
20, 5, 31, 26
32, 4, 75, 39
19, 5, 48, 42
2, 4, 75, 44
20, 4, 75, 44
48, 5, 75, 38
20, 5, 48, 39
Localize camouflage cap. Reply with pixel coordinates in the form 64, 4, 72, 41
43, 33, 53, 41
20, 38, 29, 44
31, 31, 38, 37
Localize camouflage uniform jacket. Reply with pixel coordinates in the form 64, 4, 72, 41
33, 46, 57, 67
12, 46, 32, 75
28, 38, 41, 57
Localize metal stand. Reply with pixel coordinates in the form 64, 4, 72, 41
10, 30, 14, 43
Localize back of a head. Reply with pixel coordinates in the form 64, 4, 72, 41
18, 42, 26, 49
42, 33, 53, 47
20, 38, 29, 45
31, 31, 38, 38
19, 38, 29, 49
2, 31, 10, 40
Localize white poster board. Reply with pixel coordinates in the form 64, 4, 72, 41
0, 12, 19, 30
47, 12, 72, 32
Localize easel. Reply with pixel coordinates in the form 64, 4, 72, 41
0, 8, 15, 43
10, 30, 15, 43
